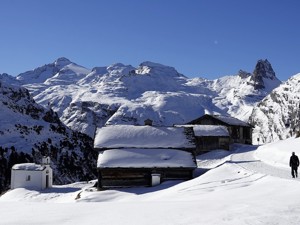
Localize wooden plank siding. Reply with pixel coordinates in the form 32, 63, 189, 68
188, 114, 253, 145
97, 168, 194, 189
195, 136, 230, 154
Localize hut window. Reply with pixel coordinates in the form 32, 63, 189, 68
26, 175, 31, 181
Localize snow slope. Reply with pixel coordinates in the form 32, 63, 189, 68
1, 138, 300, 225
250, 73, 300, 144
0, 76, 97, 191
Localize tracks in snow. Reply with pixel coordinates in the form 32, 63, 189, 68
230, 145, 295, 181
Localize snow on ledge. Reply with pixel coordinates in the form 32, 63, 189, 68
176, 125, 229, 137
97, 148, 196, 168
12, 163, 45, 171
192, 125, 229, 136
212, 115, 251, 127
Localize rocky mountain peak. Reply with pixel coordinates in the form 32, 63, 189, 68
16, 57, 85, 85
250, 59, 278, 90
0, 73, 19, 86
238, 70, 251, 79
54, 57, 72, 67
253, 59, 276, 79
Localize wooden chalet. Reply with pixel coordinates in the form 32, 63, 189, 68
188, 114, 253, 145
176, 125, 230, 154
94, 125, 197, 189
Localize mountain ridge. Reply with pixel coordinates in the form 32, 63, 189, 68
9, 58, 281, 138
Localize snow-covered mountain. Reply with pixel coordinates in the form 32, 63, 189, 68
0, 77, 97, 193
16, 57, 90, 85
250, 73, 300, 143
204, 59, 281, 121
15, 58, 280, 138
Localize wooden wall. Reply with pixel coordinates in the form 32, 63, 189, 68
195, 136, 230, 154
97, 168, 194, 189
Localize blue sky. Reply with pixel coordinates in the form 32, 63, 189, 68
0, 0, 299, 81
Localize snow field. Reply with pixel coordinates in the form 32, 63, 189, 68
1, 138, 300, 225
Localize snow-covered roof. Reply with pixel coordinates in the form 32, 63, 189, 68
97, 148, 196, 168
12, 163, 45, 171
192, 125, 229, 137
94, 125, 195, 149
175, 125, 229, 137
210, 115, 251, 127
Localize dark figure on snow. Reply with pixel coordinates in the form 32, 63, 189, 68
289, 152, 299, 178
